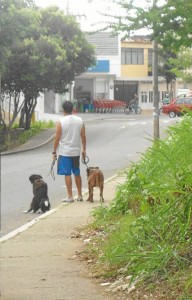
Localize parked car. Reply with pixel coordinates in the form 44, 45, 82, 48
162, 97, 192, 118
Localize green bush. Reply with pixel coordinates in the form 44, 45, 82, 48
0, 120, 55, 150
90, 113, 192, 296
19, 120, 54, 144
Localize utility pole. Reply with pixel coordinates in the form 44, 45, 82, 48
153, 0, 160, 140
0, 71, 1, 118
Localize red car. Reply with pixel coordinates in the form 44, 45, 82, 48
162, 97, 192, 118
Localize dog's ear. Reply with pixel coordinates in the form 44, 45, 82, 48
29, 175, 35, 183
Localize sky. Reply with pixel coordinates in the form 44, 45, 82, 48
34, 0, 165, 34
34, 0, 117, 31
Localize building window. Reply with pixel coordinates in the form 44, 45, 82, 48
141, 91, 148, 103
149, 91, 153, 103
148, 49, 153, 65
148, 49, 153, 75
121, 48, 144, 65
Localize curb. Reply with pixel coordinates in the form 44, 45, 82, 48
0, 173, 120, 243
0, 208, 58, 243
1, 134, 55, 156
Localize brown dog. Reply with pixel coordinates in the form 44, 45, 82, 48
86, 167, 104, 203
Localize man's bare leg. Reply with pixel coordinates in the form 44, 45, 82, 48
65, 175, 73, 199
74, 175, 82, 199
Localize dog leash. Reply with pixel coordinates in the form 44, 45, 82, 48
48, 158, 57, 180
81, 155, 89, 169
49, 155, 89, 180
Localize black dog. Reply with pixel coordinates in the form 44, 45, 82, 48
25, 174, 50, 213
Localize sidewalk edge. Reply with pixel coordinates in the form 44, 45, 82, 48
0, 173, 120, 243
1, 134, 55, 156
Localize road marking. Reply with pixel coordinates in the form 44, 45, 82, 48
0, 208, 59, 243
127, 122, 140, 126
104, 118, 136, 121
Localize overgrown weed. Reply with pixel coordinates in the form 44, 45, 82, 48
19, 120, 54, 143
87, 113, 192, 298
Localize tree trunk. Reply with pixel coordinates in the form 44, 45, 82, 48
19, 106, 25, 128
166, 80, 169, 92
19, 95, 37, 129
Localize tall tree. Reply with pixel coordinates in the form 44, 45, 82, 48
99, 0, 192, 139
102, 0, 192, 51
158, 50, 177, 92
158, 0, 192, 52
0, 0, 35, 129
1, 4, 95, 129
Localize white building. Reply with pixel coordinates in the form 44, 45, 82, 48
74, 32, 121, 102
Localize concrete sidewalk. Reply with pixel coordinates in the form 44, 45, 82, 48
0, 175, 125, 300
0, 111, 152, 299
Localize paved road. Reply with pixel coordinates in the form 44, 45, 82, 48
1, 114, 177, 235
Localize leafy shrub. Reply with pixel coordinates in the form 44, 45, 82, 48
90, 112, 192, 294
19, 120, 54, 143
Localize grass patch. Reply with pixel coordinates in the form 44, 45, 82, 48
1, 120, 55, 151
85, 113, 192, 299
19, 120, 54, 144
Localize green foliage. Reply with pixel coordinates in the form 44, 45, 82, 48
170, 47, 192, 83
19, 120, 54, 143
102, 0, 192, 77
89, 113, 192, 297
1, 3, 95, 95
108, 0, 192, 51
1, 1, 95, 129
0, 0, 35, 72
158, 49, 177, 90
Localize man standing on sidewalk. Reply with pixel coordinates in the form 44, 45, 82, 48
52, 101, 86, 202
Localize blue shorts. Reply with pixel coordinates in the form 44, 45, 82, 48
57, 156, 80, 176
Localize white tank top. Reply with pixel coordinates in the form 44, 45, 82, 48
59, 115, 83, 156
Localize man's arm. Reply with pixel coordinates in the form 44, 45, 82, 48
80, 124, 86, 158
52, 121, 62, 158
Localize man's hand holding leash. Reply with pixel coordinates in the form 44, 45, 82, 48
48, 151, 57, 180
52, 151, 57, 162
82, 149, 86, 161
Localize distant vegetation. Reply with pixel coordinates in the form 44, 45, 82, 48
0, 0, 95, 130
0, 120, 54, 152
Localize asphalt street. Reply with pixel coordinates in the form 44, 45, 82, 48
1, 114, 177, 235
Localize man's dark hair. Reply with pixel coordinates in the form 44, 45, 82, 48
62, 101, 73, 114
